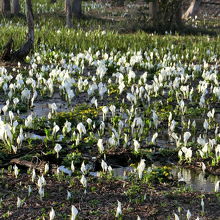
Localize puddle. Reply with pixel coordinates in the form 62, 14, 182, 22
25, 133, 64, 142
25, 132, 46, 140
91, 165, 220, 193
90, 166, 134, 179
171, 167, 220, 193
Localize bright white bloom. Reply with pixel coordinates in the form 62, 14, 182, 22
109, 105, 116, 116
14, 165, 19, 178
25, 115, 33, 128
97, 139, 104, 154
32, 168, 36, 182
81, 161, 87, 174
86, 118, 92, 126
102, 106, 109, 121
201, 162, 206, 173
44, 163, 49, 174
134, 139, 140, 153
203, 119, 209, 132
17, 197, 22, 208
71, 205, 78, 220
215, 181, 220, 192
116, 200, 122, 217
174, 213, 180, 220
137, 159, 145, 179
67, 191, 71, 200
151, 132, 158, 144
186, 209, 191, 220
38, 186, 44, 200
52, 124, 60, 137
184, 132, 191, 146
80, 175, 87, 188
28, 185, 32, 196
101, 160, 108, 172
54, 144, 62, 158
49, 208, 55, 220
201, 198, 204, 212
77, 122, 86, 138
71, 161, 75, 173
62, 121, 72, 135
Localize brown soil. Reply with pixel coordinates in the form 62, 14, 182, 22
0, 173, 220, 219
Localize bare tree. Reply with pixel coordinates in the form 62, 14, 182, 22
1, 0, 34, 61
182, 0, 202, 19
72, 0, 82, 18
0, 0, 11, 14
11, 0, 20, 15
66, 0, 73, 28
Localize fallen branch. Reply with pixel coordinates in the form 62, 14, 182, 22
10, 158, 57, 174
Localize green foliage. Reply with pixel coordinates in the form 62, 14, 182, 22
63, 151, 82, 167
144, 166, 173, 184
52, 104, 100, 127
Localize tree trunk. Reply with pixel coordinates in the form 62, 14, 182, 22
149, 0, 159, 27
175, 2, 183, 26
113, 0, 124, 7
11, 0, 20, 15
182, 0, 202, 19
0, 0, 11, 13
72, 0, 82, 18
1, 0, 34, 61
66, 0, 73, 28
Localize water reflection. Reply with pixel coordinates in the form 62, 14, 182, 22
172, 167, 220, 193
91, 165, 220, 193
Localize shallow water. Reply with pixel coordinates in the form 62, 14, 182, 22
171, 166, 220, 193
91, 165, 220, 193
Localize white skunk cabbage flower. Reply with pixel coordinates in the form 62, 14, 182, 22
67, 190, 71, 200
71, 205, 78, 220
54, 144, 62, 158
186, 209, 191, 220
116, 200, 122, 217
17, 197, 22, 208
174, 213, 179, 220
133, 139, 140, 153
77, 122, 86, 138
71, 161, 75, 173
215, 181, 220, 192
101, 160, 108, 172
201, 198, 204, 212
32, 168, 36, 182
80, 175, 87, 188
184, 131, 191, 146
81, 161, 87, 174
203, 119, 209, 132
97, 139, 104, 154
102, 106, 109, 121
52, 124, 60, 137
151, 132, 158, 144
44, 163, 49, 174
137, 159, 145, 179
49, 207, 55, 220
14, 164, 19, 178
